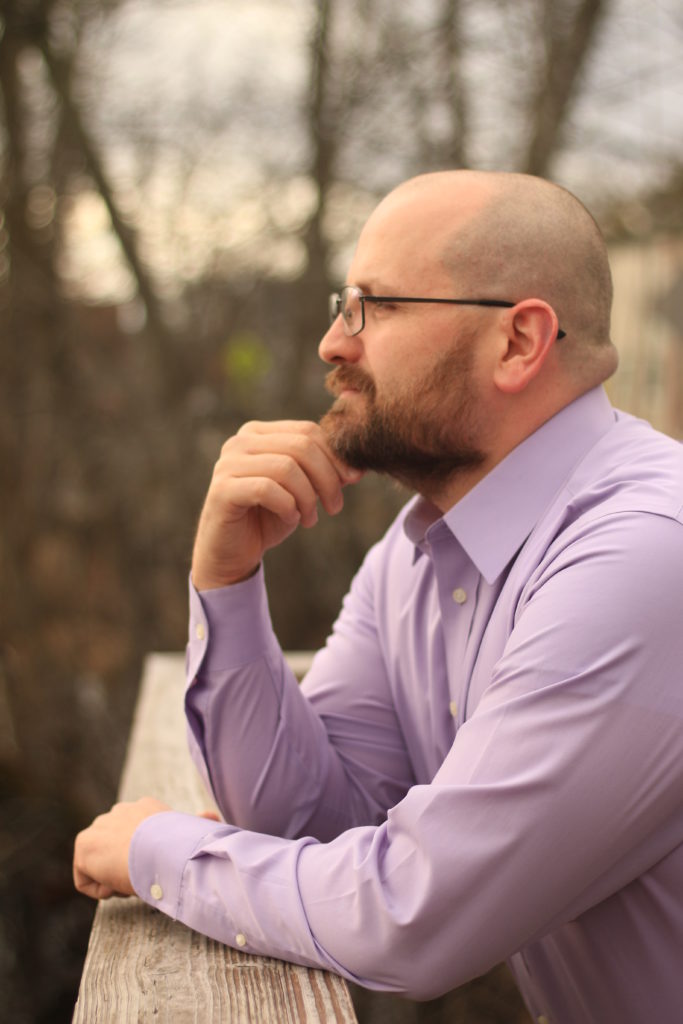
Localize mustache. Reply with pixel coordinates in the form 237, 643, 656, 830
324, 365, 376, 398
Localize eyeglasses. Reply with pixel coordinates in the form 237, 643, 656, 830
329, 285, 566, 339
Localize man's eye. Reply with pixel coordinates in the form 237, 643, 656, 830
372, 300, 396, 312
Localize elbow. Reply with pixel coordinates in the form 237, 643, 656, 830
334, 919, 491, 1002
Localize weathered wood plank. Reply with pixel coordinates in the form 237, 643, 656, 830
73, 652, 356, 1023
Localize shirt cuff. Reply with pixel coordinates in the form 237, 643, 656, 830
129, 810, 236, 918
187, 567, 277, 680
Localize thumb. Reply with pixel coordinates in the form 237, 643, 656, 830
198, 809, 221, 821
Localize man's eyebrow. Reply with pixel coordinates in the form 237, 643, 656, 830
348, 279, 396, 295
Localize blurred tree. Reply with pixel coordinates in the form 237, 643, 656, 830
522, 0, 609, 175
0, 4, 221, 1018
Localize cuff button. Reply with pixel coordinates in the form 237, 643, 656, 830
150, 883, 163, 901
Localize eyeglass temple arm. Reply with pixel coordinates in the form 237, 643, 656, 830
361, 296, 567, 337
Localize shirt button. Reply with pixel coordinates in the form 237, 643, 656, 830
449, 701, 458, 718
235, 933, 247, 947
150, 883, 163, 901
537, 1016, 550, 1024
452, 587, 467, 604
195, 622, 206, 641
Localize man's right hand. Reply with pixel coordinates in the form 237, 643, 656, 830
191, 420, 361, 590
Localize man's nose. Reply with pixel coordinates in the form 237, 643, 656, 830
318, 316, 363, 364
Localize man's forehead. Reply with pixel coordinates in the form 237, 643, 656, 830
358, 178, 493, 254
377, 174, 496, 220
348, 192, 478, 286
347, 228, 450, 291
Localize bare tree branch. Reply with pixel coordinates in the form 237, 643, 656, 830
304, 0, 334, 271
438, 0, 469, 168
523, 0, 610, 176
277, 0, 337, 408
38, 38, 173, 349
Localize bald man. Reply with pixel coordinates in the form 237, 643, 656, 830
74, 172, 683, 1024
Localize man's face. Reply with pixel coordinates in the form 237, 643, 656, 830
319, 187, 490, 489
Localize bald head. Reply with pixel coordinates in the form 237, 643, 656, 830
378, 171, 617, 388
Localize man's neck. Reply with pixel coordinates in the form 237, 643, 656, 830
397, 458, 497, 515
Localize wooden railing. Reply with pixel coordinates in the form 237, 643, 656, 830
73, 652, 358, 1023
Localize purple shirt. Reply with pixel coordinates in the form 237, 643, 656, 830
130, 387, 683, 1023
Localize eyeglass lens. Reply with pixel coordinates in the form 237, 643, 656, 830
329, 287, 362, 336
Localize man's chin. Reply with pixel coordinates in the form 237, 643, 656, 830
321, 400, 362, 432
320, 410, 364, 463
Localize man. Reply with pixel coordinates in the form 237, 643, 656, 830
74, 171, 683, 1023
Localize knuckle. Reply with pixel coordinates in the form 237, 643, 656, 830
219, 435, 241, 459
290, 435, 309, 457
237, 420, 260, 437
254, 477, 274, 502
276, 453, 298, 479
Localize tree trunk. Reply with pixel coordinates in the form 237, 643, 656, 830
523, 0, 609, 177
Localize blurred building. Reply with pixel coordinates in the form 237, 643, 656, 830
605, 183, 683, 438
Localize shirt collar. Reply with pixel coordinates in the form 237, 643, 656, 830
404, 387, 617, 584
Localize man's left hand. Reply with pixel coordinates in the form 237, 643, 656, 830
73, 797, 170, 900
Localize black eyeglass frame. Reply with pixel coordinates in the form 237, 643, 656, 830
329, 286, 566, 340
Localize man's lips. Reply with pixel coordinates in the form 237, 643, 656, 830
325, 368, 375, 399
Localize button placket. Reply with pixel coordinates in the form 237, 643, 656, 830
423, 527, 477, 739
440, 570, 476, 728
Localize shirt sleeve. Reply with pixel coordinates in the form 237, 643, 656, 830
184, 546, 415, 842
131, 511, 683, 1000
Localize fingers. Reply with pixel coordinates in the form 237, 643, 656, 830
192, 421, 363, 589
73, 798, 170, 901
199, 809, 221, 821
223, 451, 332, 528
237, 420, 357, 477
231, 421, 360, 520
72, 858, 117, 900
73, 827, 117, 900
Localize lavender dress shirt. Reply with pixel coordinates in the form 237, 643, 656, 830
130, 387, 683, 1023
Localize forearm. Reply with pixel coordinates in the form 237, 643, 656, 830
187, 568, 404, 840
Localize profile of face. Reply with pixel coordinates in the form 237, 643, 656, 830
319, 182, 489, 490
320, 341, 485, 485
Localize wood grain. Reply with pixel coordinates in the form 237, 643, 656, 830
73, 652, 356, 1023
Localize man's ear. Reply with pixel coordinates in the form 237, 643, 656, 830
493, 300, 560, 394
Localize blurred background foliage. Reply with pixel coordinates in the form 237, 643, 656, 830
0, 0, 682, 1020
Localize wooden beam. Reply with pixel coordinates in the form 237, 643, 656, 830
73, 652, 356, 1023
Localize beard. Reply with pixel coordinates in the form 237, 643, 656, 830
319, 337, 486, 491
